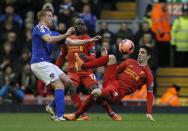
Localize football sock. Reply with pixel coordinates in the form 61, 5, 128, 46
71, 94, 82, 110
100, 100, 114, 116
82, 55, 109, 69
147, 92, 153, 114
55, 89, 64, 117
75, 94, 94, 117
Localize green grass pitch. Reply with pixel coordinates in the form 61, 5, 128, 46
0, 113, 188, 131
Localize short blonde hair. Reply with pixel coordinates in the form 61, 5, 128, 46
37, 8, 53, 20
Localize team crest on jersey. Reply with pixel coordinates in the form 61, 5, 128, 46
49, 73, 55, 79
38, 25, 45, 33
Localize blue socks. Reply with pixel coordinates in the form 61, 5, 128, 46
54, 89, 64, 117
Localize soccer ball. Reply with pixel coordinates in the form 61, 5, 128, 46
118, 39, 134, 54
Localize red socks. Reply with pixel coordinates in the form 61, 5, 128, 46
82, 55, 109, 69
100, 100, 114, 116
147, 92, 153, 114
71, 94, 82, 110
75, 94, 94, 117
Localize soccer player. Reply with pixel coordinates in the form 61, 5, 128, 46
64, 45, 155, 121
56, 18, 100, 120
31, 8, 100, 121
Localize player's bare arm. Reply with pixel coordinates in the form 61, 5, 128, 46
66, 35, 102, 45
42, 27, 75, 43
146, 84, 155, 121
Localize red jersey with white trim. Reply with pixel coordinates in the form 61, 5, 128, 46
117, 58, 153, 92
65, 34, 96, 73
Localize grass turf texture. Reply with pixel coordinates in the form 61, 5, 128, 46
0, 113, 188, 131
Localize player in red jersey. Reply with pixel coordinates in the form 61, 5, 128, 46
64, 45, 155, 121
56, 18, 104, 120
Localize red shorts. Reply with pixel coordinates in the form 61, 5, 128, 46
68, 72, 97, 88
101, 64, 131, 103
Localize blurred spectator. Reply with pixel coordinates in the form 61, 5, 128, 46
0, 65, 24, 103
97, 22, 114, 44
1, 40, 16, 63
42, 0, 55, 13
171, 5, 188, 67
0, 15, 19, 41
21, 64, 37, 96
16, 49, 31, 75
151, 0, 171, 67
159, 84, 181, 106
144, 4, 153, 27
0, 4, 23, 28
74, 0, 101, 18
134, 21, 156, 48
25, 11, 35, 23
80, 4, 97, 36
22, 19, 33, 51
116, 23, 134, 41
58, 5, 77, 28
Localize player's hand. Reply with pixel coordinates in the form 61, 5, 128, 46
101, 47, 108, 56
146, 114, 155, 121
66, 27, 75, 36
91, 35, 102, 42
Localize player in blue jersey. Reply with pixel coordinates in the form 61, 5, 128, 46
31, 8, 101, 121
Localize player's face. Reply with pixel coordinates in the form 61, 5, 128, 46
138, 48, 149, 63
74, 19, 86, 34
44, 11, 53, 28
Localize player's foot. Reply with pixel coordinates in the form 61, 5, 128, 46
77, 113, 90, 121
54, 116, 66, 121
45, 105, 55, 120
64, 113, 77, 121
75, 53, 83, 71
109, 112, 122, 121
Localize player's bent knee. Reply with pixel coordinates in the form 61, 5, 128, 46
64, 79, 72, 88
51, 79, 65, 89
91, 89, 102, 96
108, 55, 116, 65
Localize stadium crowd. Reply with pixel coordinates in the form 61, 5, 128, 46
0, 0, 187, 104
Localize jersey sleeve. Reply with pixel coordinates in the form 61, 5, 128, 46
145, 67, 154, 88
145, 67, 154, 114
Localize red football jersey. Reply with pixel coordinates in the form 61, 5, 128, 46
117, 58, 153, 92
65, 34, 96, 73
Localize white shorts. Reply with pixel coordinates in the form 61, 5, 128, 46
31, 61, 64, 85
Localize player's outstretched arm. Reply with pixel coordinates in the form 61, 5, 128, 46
146, 84, 155, 121
42, 27, 75, 44
66, 35, 102, 45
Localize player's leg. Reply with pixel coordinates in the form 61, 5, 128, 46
96, 98, 122, 121
78, 74, 98, 120
67, 72, 83, 111
75, 53, 116, 71
64, 93, 95, 120
31, 62, 65, 121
